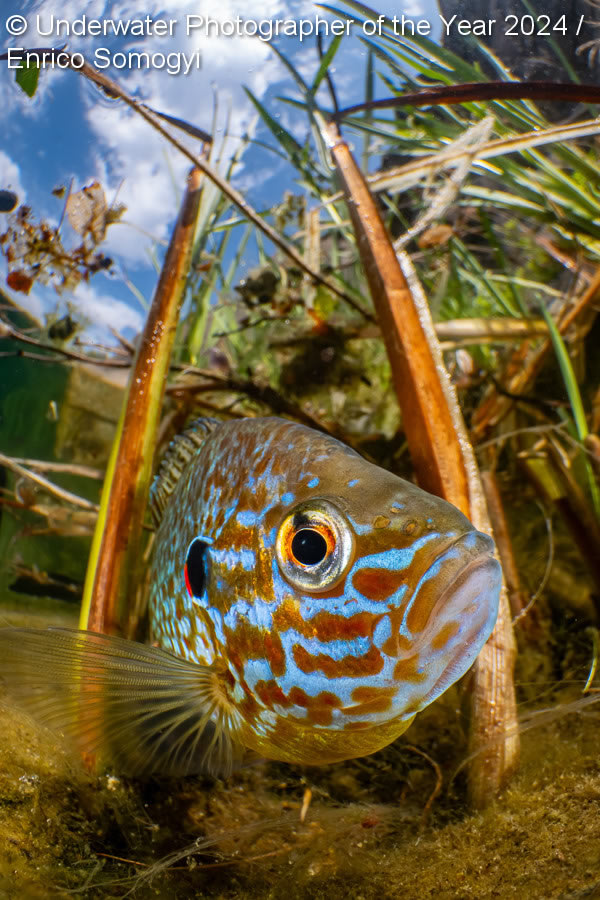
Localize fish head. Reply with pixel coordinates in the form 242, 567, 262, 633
182, 419, 501, 764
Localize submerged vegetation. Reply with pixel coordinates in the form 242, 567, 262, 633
2, 0, 600, 895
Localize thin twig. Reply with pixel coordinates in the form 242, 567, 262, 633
167, 374, 334, 435
95, 853, 148, 868
0, 321, 130, 367
333, 81, 600, 120
9, 458, 103, 480
403, 744, 443, 828
512, 501, 554, 628
0, 453, 99, 511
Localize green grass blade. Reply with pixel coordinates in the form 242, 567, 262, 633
243, 87, 304, 163
309, 34, 344, 99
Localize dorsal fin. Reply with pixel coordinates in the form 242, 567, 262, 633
150, 418, 220, 526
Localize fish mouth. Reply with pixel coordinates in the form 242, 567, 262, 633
407, 531, 501, 711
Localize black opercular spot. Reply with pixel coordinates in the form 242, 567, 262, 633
185, 539, 209, 596
291, 529, 327, 566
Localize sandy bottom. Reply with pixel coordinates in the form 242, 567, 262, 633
1, 639, 600, 899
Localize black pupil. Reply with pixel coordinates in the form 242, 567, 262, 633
291, 529, 328, 566
186, 538, 208, 596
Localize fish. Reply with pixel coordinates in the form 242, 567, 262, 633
0, 417, 501, 778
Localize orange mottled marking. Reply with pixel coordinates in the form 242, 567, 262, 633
213, 507, 226, 533
255, 679, 291, 709
223, 519, 254, 552
431, 620, 460, 651
252, 452, 269, 478
225, 622, 286, 678
273, 596, 379, 642
254, 548, 276, 604
393, 654, 427, 683
255, 680, 342, 726
293, 643, 383, 678
238, 688, 259, 721
405, 580, 439, 634
238, 478, 268, 515
381, 630, 413, 657
343, 685, 396, 716
264, 632, 286, 677
343, 720, 371, 731
352, 568, 406, 602
288, 687, 342, 726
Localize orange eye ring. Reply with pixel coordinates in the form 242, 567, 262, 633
276, 499, 355, 593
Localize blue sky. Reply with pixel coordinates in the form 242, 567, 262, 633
0, 0, 440, 341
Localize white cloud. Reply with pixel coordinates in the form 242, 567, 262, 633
0, 151, 25, 199
72, 280, 145, 339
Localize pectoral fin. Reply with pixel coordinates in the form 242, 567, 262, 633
0, 627, 237, 778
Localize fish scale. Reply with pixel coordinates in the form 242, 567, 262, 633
0, 416, 501, 776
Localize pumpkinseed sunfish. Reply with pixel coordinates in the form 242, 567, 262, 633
0, 417, 501, 777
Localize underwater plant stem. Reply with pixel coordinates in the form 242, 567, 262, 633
324, 119, 469, 507
404, 744, 443, 828
81, 168, 204, 636
323, 120, 518, 807
583, 627, 599, 693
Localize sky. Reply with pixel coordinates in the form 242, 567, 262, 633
0, 0, 440, 340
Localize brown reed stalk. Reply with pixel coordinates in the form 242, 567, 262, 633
323, 118, 519, 807
82, 168, 204, 637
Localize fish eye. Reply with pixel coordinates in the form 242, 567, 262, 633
291, 529, 328, 565
276, 500, 355, 593
185, 538, 209, 597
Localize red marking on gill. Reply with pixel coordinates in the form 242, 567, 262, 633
184, 564, 192, 598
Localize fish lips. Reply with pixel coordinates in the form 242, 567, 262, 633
407, 530, 502, 712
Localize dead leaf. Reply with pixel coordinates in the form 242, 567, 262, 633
66, 182, 107, 243
7, 269, 33, 294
